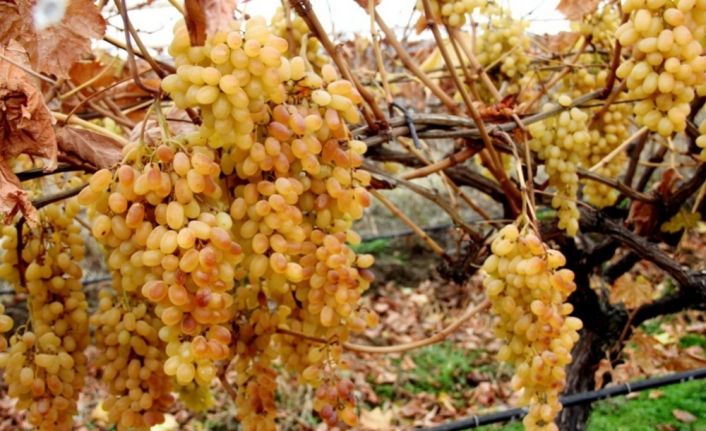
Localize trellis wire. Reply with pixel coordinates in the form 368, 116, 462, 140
420, 367, 706, 430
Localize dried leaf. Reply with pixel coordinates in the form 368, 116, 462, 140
556, 0, 600, 21
0, 161, 37, 224
0, 41, 57, 223
535, 31, 581, 54
360, 407, 394, 431
648, 390, 664, 399
0, 0, 105, 78
0, 41, 57, 165
610, 274, 654, 309
56, 126, 123, 170
184, 0, 236, 46
672, 409, 697, 423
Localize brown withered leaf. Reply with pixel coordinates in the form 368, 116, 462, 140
0, 41, 57, 223
628, 168, 680, 233
0, 41, 57, 164
0, 0, 105, 78
184, 0, 236, 46
56, 126, 122, 170
610, 274, 654, 309
672, 409, 697, 423
556, 0, 600, 20
535, 31, 581, 54
0, 161, 36, 224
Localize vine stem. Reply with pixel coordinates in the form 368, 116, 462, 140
419, 0, 521, 214
401, 146, 479, 180
357, 1, 459, 112
276, 299, 490, 354
289, 0, 387, 129
52, 112, 129, 146
369, 188, 450, 260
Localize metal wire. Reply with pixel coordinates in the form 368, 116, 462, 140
420, 367, 706, 430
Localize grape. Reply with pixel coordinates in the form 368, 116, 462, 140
416, 0, 487, 27
482, 224, 582, 430
616, 0, 706, 136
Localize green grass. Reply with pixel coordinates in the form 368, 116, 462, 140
350, 238, 391, 255
405, 342, 482, 395
680, 333, 706, 350
478, 379, 706, 431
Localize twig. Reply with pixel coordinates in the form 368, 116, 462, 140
369, 188, 450, 260
289, 0, 387, 129
103, 35, 176, 74
344, 299, 490, 353
53, 112, 129, 146
589, 126, 648, 172
218, 365, 238, 403
0, 52, 57, 85
401, 147, 478, 180
276, 299, 491, 354
359, 3, 458, 112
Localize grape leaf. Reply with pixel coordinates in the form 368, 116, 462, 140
610, 274, 654, 309
556, 0, 600, 21
184, 0, 236, 46
0, 0, 105, 78
56, 126, 122, 170
0, 41, 58, 224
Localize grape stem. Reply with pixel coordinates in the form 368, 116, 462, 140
276, 299, 491, 354
369, 188, 451, 259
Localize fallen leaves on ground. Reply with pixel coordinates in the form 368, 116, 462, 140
672, 409, 697, 423
610, 273, 654, 309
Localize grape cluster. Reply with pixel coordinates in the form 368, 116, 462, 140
0, 200, 89, 431
271, 6, 329, 70
560, 68, 631, 208
417, 0, 487, 27
476, 5, 531, 83
78, 15, 377, 430
90, 290, 174, 429
616, 0, 706, 136
571, 4, 620, 49
528, 101, 590, 236
482, 224, 582, 431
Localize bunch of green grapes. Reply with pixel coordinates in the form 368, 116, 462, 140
0, 200, 89, 431
271, 6, 329, 70
482, 223, 582, 431
528, 98, 590, 236
76, 15, 378, 431
416, 0, 486, 27
571, 3, 620, 49
560, 68, 631, 208
90, 289, 174, 430
475, 4, 531, 83
616, 0, 706, 136
78, 146, 242, 385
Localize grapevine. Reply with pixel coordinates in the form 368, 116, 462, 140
482, 223, 582, 431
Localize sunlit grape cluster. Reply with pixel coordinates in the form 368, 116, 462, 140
271, 6, 329, 70
417, 0, 486, 27
560, 68, 631, 208
616, 0, 706, 136
482, 224, 582, 431
528, 100, 590, 236
0, 200, 89, 431
77, 15, 377, 431
90, 290, 174, 429
571, 4, 620, 49
476, 5, 530, 82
